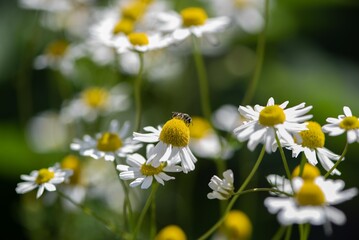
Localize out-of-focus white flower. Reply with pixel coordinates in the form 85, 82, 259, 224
16, 163, 73, 199
265, 176, 358, 234
208, 0, 265, 34
19, 0, 72, 12
322, 106, 359, 144
212, 104, 243, 133
26, 111, 69, 153
207, 169, 234, 200
60, 84, 130, 123
117, 144, 182, 189
287, 121, 342, 175
71, 120, 142, 161
233, 97, 312, 153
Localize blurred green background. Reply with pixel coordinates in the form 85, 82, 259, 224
1, 0, 359, 239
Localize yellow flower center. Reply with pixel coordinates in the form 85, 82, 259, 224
46, 40, 68, 57
339, 116, 359, 130
155, 225, 187, 240
259, 105, 286, 126
180, 7, 208, 27
113, 19, 134, 35
299, 121, 325, 149
121, 2, 147, 21
82, 87, 109, 108
292, 163, 321, 181
140, 163, 165, 176
189, 117, 212, 139
296, 181, 325, 206
235, 0, 249, 8
61, 155, 81, 184
97, 132, 123, 152
128, 32, 149, 46
159, 118, 190, 147
222, 210, 252, 240
35, 168, 55, 184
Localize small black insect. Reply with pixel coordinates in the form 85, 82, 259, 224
172, 112, 192, 126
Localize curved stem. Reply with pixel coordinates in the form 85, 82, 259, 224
241, 0, 269, 105
57, 190, 121, 237
197, 145, 266, 240
192, 35, 212, 122
324, 142, 348, 178
271, 225, 286, 240
133, 182, 159, 239
274, 131, 293, 190
134, 52, 145, 132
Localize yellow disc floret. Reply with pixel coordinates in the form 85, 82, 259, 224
159, 118, 190, 147
296, 181, 325, 206
128, 32, 149, 46
259, 105, 286, 126
235, 0, 249, 9
155, 225, 187, 240
121, 2, 147, 21
222, 210, 252, 240
61, 155, 81, 184
292, 163, 321, 181
113, 19, 134, 35
180, 7, 208, 27
339, 116, 359, 130
82, 87, 109, 108
46, 40, 68, 57
36, 168, 55, 184
97, 132, 123, 152
189, 117, 212, 139
299, 121, 325, 148
141, 163, 165, 176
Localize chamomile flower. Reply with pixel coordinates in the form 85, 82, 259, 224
116, 32, 172, 54
155, 225, 187, 240
234, 97, 313, 153
217, 210, 252, 240
154, 7, 230, 42
71, 120, 142, 161
189, 117, 233, 159
207, 169, 234, 200
60, 84, 130, 123
322, 106, 359, 144
117, 144, 182, 189
208, 0, 265, 34
15, 164, 72, 199
212, 104, 243, 133
288, 121, 342, 175
133, 114, 197, 173
264, 176, 358, 232
19, 0, 72, 12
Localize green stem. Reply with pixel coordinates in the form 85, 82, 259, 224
150, 188, 157, 239
274, 131, 293, 190
299, 224, 305, 240
57, 190, 121, 237
324, 142, 348, 178
113, 160, 133, 231
134, 52, 145, 132
133, 182, 159, 239
192, 35, 212, 122
299, 154, 307, 177
241, 0, 269, 105
197, 145, 266, 240
271, 226, 286, 240
304, 223, 311, 239
284, 225, 292, 240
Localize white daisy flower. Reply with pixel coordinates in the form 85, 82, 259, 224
233, 97, 313, 153
212, 104, 243, 133
264, 176, 358, 233
322, 106, 359, 144
116, 32, 173, 54
287, 121, 342, 175
19, 0, 72, 12
207, 169, 234, 200
71, 120, 142, 161
117, 144, 182, 189
15, 163, 72, 199
189, 116, 233, 159
208, 0, 265, 34
133, 114, 197, 173
153, 7, 230, 42
60, 84, 130, 123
